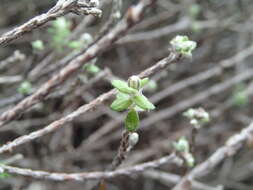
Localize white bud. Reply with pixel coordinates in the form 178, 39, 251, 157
129, 132, 139, 147
81, 33, 93, 44
88, 0, 100, 7
183, 108, 196, 119
113, 11, 121, 19
0, 168, 4, 173
190, 119, 198, 126
173, 137, 190, 153
128, 75, 141, 90
184, 152, 195, 167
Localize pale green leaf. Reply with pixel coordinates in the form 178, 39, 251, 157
110, 97, 132, 111
111, 80, 137, 94
125, 109, 139, 132
140, 78, 149, 88
133, 94, 155, 110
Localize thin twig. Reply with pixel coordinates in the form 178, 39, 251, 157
0, 153, 182, 181
0, 51, 180, 154
144, 170, 223, 190
0, 0, 157, 128
0, 0, 101, 45
0, 51, 25, 70
173, 122, 253, 190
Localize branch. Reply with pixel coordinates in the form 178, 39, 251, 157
144, 170, 222, 190
0, 0, 156, 128
173, 121, 253, 190
0, 51, 26, 70
0, 154, 182, 181
0, 52, 180, 154
0, 0, 101, 45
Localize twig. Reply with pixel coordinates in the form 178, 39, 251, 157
141, 68, 253, 128
0, 153, 182, 181
0, 0, 101, 45
0, 51, 180, 154
86, 68, 253, 151
172, 122, 253, 190
0, 0, 157, 128
150, 46, 253, 103
144, 170, 223, 190
0, 75, 23, 84
0, 51, 25, 70
110, 130, 131, 170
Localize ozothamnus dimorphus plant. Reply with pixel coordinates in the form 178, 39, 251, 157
110, 76, 155, 132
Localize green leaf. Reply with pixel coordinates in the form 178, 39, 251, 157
140, 78, 149, 88
0, 172, 10, 179
125, 109, 139, 132
144, 80, 157, 92
68, 41, 82, 49
133, 94, 155, 110
116, 92, 129, 99
110, 97, 132, 111
134, 105, 145, 112
112, 80, 138, 94
184, 152, 195, 168
18, 81, 32, 95
84, 64, 100, 74
31, 40, 44, 51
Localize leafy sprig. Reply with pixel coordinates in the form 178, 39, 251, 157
173, 137, 195, 167
111, 76, 155, 132
183, 107, 210, 129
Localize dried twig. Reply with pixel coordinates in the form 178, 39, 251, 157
0, 51, 180, 154
141, 68, 253, 128
0, 153, 182, 181
0, 0, 101, 45
144, 170, 222, 190
0, 51, 26, 70
0, 0, 157, 127
173, 122, 253, 190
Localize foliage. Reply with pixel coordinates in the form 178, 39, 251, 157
170, 35, 197, 58
183, 107, 210, 128
48, 17, 71, 51
111, 76, 155, 132
232, 84, 248, 107
18, 81, 32, 95
31, 40, 44, 51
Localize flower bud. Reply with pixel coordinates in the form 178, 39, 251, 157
184, 152, 195, 167
89, 0, 100, 7
129, 132, 139, 147
170, 35, 197, 58
81, 33, 93, 44
18, 81, 32, 95
173, 136, 190, 153
128, 75, 141, 90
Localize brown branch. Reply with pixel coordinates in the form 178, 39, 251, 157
0, 0, 101, 45
144, 170, 222, 190
172, 121, 253, 190
0, 153, 182, 181
0, 51, 180, 154
110, 130, 130, 170
0, 0, 156, 127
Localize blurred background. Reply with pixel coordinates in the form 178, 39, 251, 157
0, 0, 253, 189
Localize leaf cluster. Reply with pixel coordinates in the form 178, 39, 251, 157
110, 77, 155, 132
